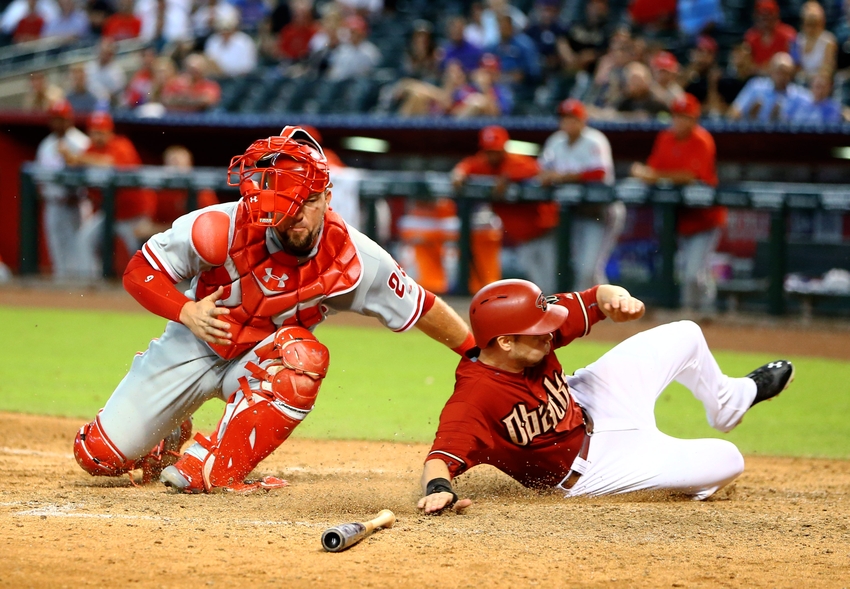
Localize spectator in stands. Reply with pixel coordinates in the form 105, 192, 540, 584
23, 70, 64, 111
480, 0, 527, 48
630, 93, 725, 314
744, 0, 796, 74
486, 12, 540, 95
628, 0, 676, 32
65, 111, 157, 279
273, 0, 317, 63
131, 55, 177, 115
791, 1, 837, 85
455, 53, 513, 116
680, 35, 720, 107
135, 145, 219, 240
13, 0, 46, 42
727, 52, 811, 123
86, 0, 115, 37
229, 0, 269, 32
438, 15, 483, 73
42, 0, 89, 42
102, 0, 141, 40
559, 0, 611, 76
464, 1, 486, 48
524, 0, 567, 75
402, 20, 440, 83
789, 73, 844, 124
86, 37, 127, 106
715, 42, 757, 114
336, 0, 382, 18
1, 0, 58, 40
64, 63, 101, 113
589, 27, 633, 107
592, 61, 668, 119
537, 99, 625, 291
325, 15, 380, 81
192, 0, 240, 46
123, 46, 156, 107
161, 53, 221, 111
205, 12, 257, 77
677, 0, 724, 40
34, 99, 90, 280
393, 59, 473, 116
452, 125, 557, 293
137, 0, 192, 52
650, 50, 684, 107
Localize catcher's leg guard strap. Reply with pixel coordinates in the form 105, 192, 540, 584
201, 382, 314, 489
73, 415, 134, 477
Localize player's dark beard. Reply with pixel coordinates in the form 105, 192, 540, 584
280, 224, 322, 256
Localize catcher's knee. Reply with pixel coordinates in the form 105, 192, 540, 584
73, 417, 132, 477
268, 326, 330, 412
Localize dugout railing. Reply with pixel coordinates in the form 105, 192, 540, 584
18, 163, 850, 315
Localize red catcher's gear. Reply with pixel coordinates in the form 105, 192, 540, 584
173, 326, 329, 492
227, 126, 330, 227
469, 279, 568, 348
193, 205, 361, 360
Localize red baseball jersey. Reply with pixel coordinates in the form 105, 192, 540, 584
427, 286, 606, 488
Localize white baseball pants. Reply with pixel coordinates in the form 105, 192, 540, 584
563, 320, 756, 500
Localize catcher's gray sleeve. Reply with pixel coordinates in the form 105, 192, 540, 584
325, 226, 426, 331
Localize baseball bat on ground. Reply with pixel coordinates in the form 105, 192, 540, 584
320, 509, 396, 552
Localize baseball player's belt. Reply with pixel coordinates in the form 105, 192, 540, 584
557, 406, 594, 491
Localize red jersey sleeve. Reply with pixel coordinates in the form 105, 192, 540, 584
503, 154, 540, 181
427, 400, 493, 478
123, 251, 191, 323
693, 127, 718, 186
551, 285, 606, 348
453, 155, 485, 176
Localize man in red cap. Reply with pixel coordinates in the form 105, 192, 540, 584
452, 125, 550, 293
417, 278, 795, 513
630, 93, 726, 314
537, 99, 624, 291
744, 0, 796, 72
650, 50, 684, 106
62, 111, 156, 278
34, 99, 91, 279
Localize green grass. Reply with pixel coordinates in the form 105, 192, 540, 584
2, 305, 848, 458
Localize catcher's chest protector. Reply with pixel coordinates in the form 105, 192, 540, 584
196, 205, 362, 359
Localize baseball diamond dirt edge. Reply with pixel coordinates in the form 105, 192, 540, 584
320, 509, 397, 552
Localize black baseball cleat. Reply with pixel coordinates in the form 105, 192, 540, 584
747, 360, 795, 406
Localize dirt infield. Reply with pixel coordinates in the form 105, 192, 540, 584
1, 413, 849, 589
2, 283, 850, 588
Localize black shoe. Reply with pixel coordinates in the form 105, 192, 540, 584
747, 360, 795, 406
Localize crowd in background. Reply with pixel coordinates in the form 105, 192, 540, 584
4, 0, 850, 123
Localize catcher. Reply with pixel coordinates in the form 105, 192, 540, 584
418, 279, 794, 513
73, 127, 474, 493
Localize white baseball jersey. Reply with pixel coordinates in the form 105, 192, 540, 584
35, 128, 91, 200
538, 127, 615, 186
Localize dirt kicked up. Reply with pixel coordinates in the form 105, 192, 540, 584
1, 412, 849, 589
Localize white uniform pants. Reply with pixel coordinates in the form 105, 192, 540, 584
563, 320, 756, 500
678, 228, 722, 312
501, 231, 558, 294
78, 211, 145, 279
97, 321, 280, 459
42, 200, 82, 279
570, 201, 626, 291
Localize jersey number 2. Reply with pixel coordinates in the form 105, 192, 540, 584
387, 272, 405, 298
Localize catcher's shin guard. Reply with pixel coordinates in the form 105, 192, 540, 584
163, 326, 329, 493
74, 415, 135, 476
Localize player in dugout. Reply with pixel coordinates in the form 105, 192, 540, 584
72, 126, 475, 493
418, 279, 794, 513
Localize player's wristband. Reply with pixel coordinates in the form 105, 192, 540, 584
426, 477, 458, 506
451, 333, 476, 357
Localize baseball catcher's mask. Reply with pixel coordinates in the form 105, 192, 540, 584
469, 279, 568, 348
228, 126, 330, 228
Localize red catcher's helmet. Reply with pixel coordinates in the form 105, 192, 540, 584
228, 126, 330, 227
469, 279, 568, 348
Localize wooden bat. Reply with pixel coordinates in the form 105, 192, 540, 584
320, 509, 396, 552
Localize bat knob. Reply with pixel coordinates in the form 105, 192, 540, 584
321, 529, 344, 552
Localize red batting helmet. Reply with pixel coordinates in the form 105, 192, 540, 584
469, 279, 568, 348
228, 126, 330, 228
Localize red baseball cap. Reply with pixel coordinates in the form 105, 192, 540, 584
755, 0, 779, 15
671, 93, 701, 118
48, 99, 73, 119
557, 98, 587, 120
696, 35, 718, 54
479, 53, 501, 72
88, 111, 114, 132
651, 51, 679, 73
479, 125, 508, 151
